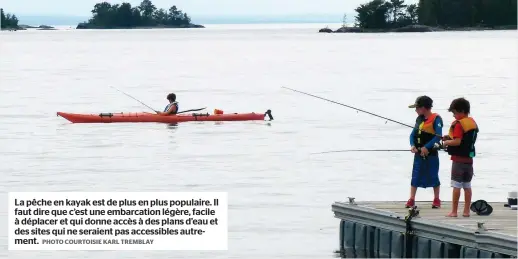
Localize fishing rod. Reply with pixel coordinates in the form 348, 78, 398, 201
110, 86, 206, 114
312, 149, 409, 154
281, 86, 442, 138
110, 86, 158, 113
311, 143, 446, 155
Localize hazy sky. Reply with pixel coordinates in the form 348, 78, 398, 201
0, 0, 419, 17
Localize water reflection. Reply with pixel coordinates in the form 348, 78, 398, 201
166, 123, 178, 129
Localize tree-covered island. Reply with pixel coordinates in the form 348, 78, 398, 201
76, 0, 204, 29
1, 8, 21, 30
320, 0, 517, 33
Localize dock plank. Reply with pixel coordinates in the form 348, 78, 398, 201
356, 201, 517, 236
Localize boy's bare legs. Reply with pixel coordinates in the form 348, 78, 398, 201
448, 187, 461, 217
463, 188, 472, 216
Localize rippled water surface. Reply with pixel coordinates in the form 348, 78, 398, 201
1, 24, 517, 258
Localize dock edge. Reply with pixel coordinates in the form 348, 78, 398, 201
332, 201, 517, 257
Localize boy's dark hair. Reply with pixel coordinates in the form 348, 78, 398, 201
448, 97, 470, 114
167, 93, 176, 102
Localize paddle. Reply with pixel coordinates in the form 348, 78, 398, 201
177, 107, 206, 114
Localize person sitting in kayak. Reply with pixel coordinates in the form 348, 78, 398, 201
156, 93, 179, 115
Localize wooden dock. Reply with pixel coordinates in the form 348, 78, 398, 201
363, 201, 517, 236
332, 199, 517, 258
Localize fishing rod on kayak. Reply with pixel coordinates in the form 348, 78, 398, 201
281, 86, 442, 138
109, 86, 206, 114
110, 86, 158, 113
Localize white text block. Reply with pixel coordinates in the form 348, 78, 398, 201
8, 192, 228, 250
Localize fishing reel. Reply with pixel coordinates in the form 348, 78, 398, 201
433, 142, 443, 150
434, 141, 449, 152
418, 142, 445, 161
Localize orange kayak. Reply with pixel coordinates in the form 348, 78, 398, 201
57, 110, 273, 123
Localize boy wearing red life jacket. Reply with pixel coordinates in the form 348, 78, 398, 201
443, 97, 479, 217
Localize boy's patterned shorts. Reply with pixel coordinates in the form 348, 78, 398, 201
451, 161, 473, 189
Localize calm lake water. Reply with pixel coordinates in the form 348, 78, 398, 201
1, 23, 517, 258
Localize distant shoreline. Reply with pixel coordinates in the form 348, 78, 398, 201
1, 24, 57, 31
2, 23, 516, 32
318, 24, 518, 33
75, 23, 205, 29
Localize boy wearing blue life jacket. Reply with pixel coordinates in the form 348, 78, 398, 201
406, 96, 443, 209
156, 93, 179, 115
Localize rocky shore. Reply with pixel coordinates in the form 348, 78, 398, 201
319, 24, 517, 33
21, 25, 57, 30
2, 25, 56, 31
